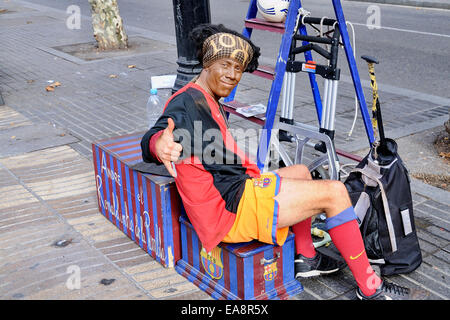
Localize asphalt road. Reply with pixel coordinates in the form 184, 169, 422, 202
22, 0, 450, 99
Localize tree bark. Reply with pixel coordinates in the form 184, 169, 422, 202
445, 111, 450, 135
89, 0, 128, 50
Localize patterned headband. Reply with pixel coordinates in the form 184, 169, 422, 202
202, 32, 254, 70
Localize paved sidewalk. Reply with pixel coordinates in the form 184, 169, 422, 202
0, 0, 448, 300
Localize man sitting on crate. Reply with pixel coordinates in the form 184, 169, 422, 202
140, 24, 423, 300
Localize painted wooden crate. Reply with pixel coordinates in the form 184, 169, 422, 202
175, 216, 303, 300
92, 133, 182, 268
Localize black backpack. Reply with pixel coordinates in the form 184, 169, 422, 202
344, 138, 422, 276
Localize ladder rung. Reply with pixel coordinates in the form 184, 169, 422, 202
335, 148, 363, 163
245, 18, 285, 34
253, 65, 275, 80
222, 100, 265, 126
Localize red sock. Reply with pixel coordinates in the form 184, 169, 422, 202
328, 219, 381, 296
292, 217, 316, 258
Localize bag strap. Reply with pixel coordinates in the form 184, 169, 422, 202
351, 168, 398, 253
354, 192, 370, 226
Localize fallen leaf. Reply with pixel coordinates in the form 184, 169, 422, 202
11, 136, 15, 139
26, 79, 34, 84
109, 74, 118, 78
127, 64, 136, 69
45, 81, 61, 91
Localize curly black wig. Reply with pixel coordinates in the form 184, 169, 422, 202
189, 23, 261, 73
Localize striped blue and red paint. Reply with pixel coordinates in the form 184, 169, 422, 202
92, 133, 182, 268
175, 216, 303, 300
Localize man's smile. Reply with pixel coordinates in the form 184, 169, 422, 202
220, 81, 236, 87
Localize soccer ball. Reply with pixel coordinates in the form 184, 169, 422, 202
256, 0, 290, 23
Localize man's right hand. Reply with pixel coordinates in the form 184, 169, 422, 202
155, 118, 183, 178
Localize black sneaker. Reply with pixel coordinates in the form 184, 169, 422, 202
295, 251, 345, 278
356, 280, 430, 300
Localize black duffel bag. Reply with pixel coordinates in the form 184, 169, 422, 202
344, 138, 422, 276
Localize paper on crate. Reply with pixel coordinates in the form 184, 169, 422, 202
151, 75, 177, 89
236, 103, 266, 117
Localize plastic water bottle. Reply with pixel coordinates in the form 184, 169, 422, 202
146, 88, 162, 128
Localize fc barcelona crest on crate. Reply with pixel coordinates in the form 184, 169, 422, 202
201, 247, 224, 280
263, 258, 278, 281
175, 216, 303, 300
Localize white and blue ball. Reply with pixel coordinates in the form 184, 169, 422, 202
256, 0, 290, 23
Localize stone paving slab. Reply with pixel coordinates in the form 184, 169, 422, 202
0, 144, 210, 300
0, 123, 78, 157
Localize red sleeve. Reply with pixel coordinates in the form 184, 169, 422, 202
149, 130, 164, 162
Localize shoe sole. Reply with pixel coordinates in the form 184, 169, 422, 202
355, 289, 392, 300
355, 290, 365, 300
295, 267, 339, 278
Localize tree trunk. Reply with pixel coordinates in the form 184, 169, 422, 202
445, 111, 450, 135
89, 0, 128, 50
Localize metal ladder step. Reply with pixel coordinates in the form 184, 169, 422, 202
245, 18, 285, 34
253, 64, 275, 80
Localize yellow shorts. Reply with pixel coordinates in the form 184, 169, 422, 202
222, 172, 289, 246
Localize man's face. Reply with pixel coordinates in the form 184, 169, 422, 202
203, 58, 243, 100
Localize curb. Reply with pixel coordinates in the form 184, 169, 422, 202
346, 0, 450, 10
343, 116, 449, 153
411, 178, 450, 206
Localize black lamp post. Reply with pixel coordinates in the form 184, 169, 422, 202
172, 0, 211, 93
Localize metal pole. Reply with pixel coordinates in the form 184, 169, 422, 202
329, 80, 338, 131
281, 73, 288, 119
288, 73, 295, 120
321, 79, 330, 129
172, 0, 211, 94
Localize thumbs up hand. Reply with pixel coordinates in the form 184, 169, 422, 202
155, 118, 183, 178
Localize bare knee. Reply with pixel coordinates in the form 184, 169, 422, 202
323, 180, 352, 216
296, 164, 312, 180
276, 164, 312, 180
325, 180, 350, 200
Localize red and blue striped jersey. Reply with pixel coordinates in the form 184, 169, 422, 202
141, 82, 261, 252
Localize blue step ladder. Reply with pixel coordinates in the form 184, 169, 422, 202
223, 0, 375, 175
